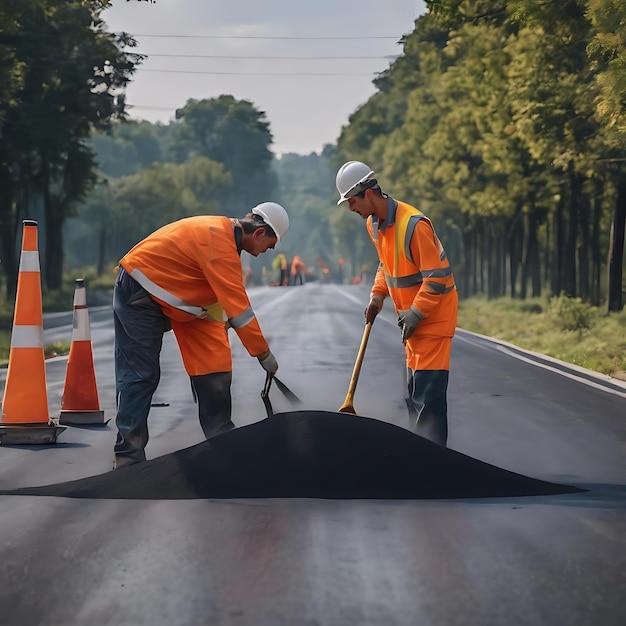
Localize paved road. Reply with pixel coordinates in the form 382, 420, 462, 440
1, 283, 625, 625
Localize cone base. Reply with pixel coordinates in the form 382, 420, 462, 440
59, 410, 108, 426
0, 423, 66, 445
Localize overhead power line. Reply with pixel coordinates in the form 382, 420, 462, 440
141, 69, 376, 76
131, 34, 401, 40
127, 105, 176, 111
143, 54, 390, 59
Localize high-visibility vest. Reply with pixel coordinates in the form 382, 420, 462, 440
367, 198, 457, 338
120, 215, 269, 357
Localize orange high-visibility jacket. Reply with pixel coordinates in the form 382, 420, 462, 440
290, 255, 306, 275
120, 216, 269, 360
367, 198, 457, 341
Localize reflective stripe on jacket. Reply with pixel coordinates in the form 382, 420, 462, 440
120, 215, 269, 358
367, 198, 457, 339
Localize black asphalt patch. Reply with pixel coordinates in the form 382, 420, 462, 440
0, 411, 582, 499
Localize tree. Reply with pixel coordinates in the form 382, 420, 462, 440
167, 96, 276, 210
587, 0, 626, 311
108, 157, 232, 258
0, 0, 143, 295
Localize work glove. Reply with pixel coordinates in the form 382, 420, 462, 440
397, 306, 422, 343
364, 294, 384, 324
258, 350, 279, 375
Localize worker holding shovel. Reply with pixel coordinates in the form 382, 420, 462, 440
112, 203, 289, 469
336, 162, 458, 446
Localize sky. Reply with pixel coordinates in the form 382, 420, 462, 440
102, 0, 427, 156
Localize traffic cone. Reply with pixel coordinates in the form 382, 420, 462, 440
59, 279, 106, 425
0, 220, 65, 444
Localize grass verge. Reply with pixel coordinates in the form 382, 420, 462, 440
457, 295, 626, 381
1, 291, 625, 382
0, 267, 116, 367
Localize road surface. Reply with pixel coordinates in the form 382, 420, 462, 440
0, 283, 625, 625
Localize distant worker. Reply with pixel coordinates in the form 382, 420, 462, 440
316, 256, 331, 283
290, 255, 306, 285
242, 266, 252, 287
336, 161, 457, 446
337, 257, 346, 284
272, 252, 289, 286
112, 202, 289, 469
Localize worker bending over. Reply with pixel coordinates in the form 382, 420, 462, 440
336, 162, 457, 446
112, 203, 289, 469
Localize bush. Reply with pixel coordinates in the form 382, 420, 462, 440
0, 302, 13, 331
518, 302, 543, 314
548, 293, 596, 331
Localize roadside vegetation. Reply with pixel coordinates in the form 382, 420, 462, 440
1, 283, 625, 383
1, 2, 625, 380
457, 295, 626, 381
0, 267, 116, 367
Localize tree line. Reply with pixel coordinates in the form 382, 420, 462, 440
336, 0, 626, 311
0, 0, 142, 297
1, 0, 625, 313
63, 102, 344, 285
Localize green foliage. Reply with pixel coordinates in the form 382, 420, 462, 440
0, 300, 13, 332
517, 302, 543, 314
0, 265, 111, 365
335, 0, 626, 308
586, 0, 626, 138
65, 156, 232, 269
44, 342, 71, 359
64, 266, 116, 292
110, 158, 231, 244
458, 295, 626, 378
4, 1, 626, 318
67, 95, 281, 274
42, 287, 78, 313
90, 120, 165, 178
0, 0, 143, 297
266, 151, 369, 280
167, 96, 275, 208
0, 332, 9, 367
548, 293, 597, 331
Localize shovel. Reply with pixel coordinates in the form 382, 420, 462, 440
261, 372, 303, 418
338, 321, 373, 415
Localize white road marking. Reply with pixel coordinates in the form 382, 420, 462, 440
455, 329, 626, 399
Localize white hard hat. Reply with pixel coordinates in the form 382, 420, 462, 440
252, 202, 289, 241
335, 161, 376, 205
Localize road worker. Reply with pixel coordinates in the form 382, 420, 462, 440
337, 257, 346, 284
242, 265, 252, 287
290, 255, 306, 285
272, 252, 289, 286
112, 202, 289, 469
336, 161, 457, 446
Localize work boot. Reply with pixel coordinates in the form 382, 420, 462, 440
190, 372, 235, 439
407, 370, 449, 447
113, 426, 148, 469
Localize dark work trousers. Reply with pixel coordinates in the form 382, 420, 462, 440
113, 267, 169, 466
407, 369, 449, 446
190, 372, 235, 439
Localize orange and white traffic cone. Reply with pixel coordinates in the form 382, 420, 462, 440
0, 220, 65, 444
59, 279, 106, 425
